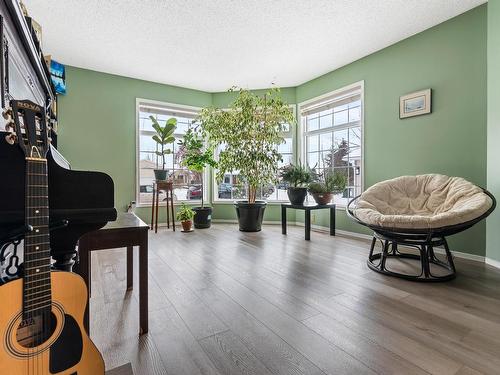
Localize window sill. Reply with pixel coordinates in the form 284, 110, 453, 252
136, 200, 202, 208
212, 200, 290, 205
211, 200, 348, 210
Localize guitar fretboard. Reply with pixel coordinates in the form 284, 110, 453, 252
23, 158, 52, 319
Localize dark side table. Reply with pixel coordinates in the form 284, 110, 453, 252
281, 203, 336, 240
77, 212, 149, 334
151, 180, 175, 233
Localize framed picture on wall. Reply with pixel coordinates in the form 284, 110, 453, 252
400, 89, 431, 119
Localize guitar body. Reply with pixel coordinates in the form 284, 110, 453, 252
0, 272, 105, 374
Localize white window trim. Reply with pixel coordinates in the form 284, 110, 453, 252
135, 98, 207, 208
212, 104, 297, 204
298, 80, 365, 209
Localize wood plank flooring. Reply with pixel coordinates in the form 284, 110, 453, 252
89, 224, 500, 375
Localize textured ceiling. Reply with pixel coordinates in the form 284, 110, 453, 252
25, 0, 485, 92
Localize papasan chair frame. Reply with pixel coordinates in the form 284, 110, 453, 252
346, 188, 496, 282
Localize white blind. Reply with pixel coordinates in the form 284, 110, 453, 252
301, 86, 361, 117
139, 103, 198, 119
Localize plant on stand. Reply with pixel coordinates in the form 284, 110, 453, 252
308, 169, 347, 205
178, 127, 217, 228
151, 116, 177, 181
198, 87, 295, 232
176, 203, 196, 232
279, 163, 315, 205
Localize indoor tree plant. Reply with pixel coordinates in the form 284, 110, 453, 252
176, 203, 196, 232
151, 115, 177, 181
279, 163, 315, 205
198, 87, 295, 232
308, 169, 347, 205
178, 126, 217, 228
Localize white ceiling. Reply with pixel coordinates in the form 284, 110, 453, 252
25, 0, 485, 92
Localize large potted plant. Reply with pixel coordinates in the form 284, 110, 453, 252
151, 116, 177, 181
279, 163, 315, 205
199, 87, 295, 232
308, 170, 347, 205
178, 127, 217, 228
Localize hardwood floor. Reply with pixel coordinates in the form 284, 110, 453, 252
89, 224, 500, 375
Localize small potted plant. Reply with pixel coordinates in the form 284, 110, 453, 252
308, 170, 347, 205
279, 163, 315, 205
178, 127, 217, 228
176, 203, 196, 232
151, 115, 177, 181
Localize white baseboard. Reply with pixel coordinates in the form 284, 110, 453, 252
485, 257, 500, 269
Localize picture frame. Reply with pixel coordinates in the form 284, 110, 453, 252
399, 89, 431, 119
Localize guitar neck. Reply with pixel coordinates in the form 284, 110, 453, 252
23, 157, 52, 319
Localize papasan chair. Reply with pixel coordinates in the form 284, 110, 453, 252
347, 174, 496, 281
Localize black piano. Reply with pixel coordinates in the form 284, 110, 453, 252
0, 133, 117, 274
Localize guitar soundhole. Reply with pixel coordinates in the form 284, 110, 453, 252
16, 312, 57, 348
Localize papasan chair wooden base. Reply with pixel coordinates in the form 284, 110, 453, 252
347, 174, 496, 282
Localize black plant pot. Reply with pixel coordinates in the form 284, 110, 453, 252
234, 201, 267, 232
287, 187, 307, 205
154, 169, 168, 181
193, 207, 212, 229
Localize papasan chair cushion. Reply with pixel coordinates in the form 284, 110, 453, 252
354, 174, 493, 230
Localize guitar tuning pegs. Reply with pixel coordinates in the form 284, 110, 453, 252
4, 119, 15, 132
5, 132, 16, 145
2, 107, 12, 120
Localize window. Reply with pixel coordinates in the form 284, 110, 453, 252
136, 100, 202, 205
214, 107, 295, 202
300, 83, 363, 206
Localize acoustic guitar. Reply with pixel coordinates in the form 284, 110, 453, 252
0, 100, 105, 374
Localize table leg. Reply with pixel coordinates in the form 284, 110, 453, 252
150, 185, 155, 230
155, 187, 159, 233
171, 189, 176, 232
139, 231, 149, 334
305, 210, 311, 240
78, 239, 91, 334
281, 205, 287, 235
166, 189, 170, 229
126, 246, 133, 290
330, 207, 336, 236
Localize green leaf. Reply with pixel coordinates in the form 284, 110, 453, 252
152, 135, 162, 144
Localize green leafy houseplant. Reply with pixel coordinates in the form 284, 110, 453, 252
178, 127, 217, 208
198, 87, 295, 231
178, 127, 218, 229
151, 116, 177, 180
279, 163, 315, 205
279, 163, 315, 187
176, 203, 196, 231
308, 170, 347, 205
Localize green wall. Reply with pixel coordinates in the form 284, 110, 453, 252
487, 0, 500, 262
58, 5, 488, 255
295, 5, 488, 255
57, 67, 212, 224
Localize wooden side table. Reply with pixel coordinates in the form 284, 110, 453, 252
77, 212, 149, 334
281, 203, 336, 240
151, 180, 175, 233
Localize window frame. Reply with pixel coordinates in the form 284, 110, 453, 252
298, 81, 365, 209
212, 104, 297, 204
135, 98, 208, 207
